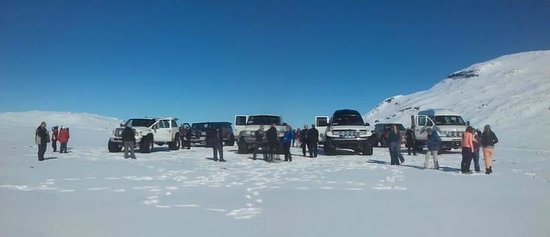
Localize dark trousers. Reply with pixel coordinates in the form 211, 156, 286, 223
38, 144, 47, 161
60, 143, 68, 153
212, 144, 224, 161
284, 143, 292, 161
267, 142, 277, 162
252, 142, 266, 160
389, 142, 401, 165
307, 142, 317, 158
461, 148, 473, 173
180, 137, 190, 149
407, 144, 416, 155
301, 142, 307, 156
52, 141, 57, 152
473, 149, 481, 172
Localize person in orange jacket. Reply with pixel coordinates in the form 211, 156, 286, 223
461, 126, 475, 174
58, 126, 70, 153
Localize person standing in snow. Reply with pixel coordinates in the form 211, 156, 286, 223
122, 124, 136, 159
180, 124, 191, 149
51, 126, 59, 152
387, 125, 401, 165
266, 124, 279, 162
405, 128, 416, 156
283, 125, 294, 162
299, 125, 308, 156
481, 124, 498, 174
295, 128, 302, 147
424, 128, 442, 169
252, 125, 266, 160
35, 122, 50, 161
291, 129, 296, 147
306, 124, 319, 158
58, 126, 70, 153
472, 129, 482, 173
461, 126, 475, 174
208, 127, 225, 162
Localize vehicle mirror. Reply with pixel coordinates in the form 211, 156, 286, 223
365, 122, 370, 126
120, 123, 124, 127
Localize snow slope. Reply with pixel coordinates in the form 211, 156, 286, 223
365, 50, 550, 150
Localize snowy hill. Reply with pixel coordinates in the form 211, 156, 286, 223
365, 50, 550, 151
0, 111, 121, 147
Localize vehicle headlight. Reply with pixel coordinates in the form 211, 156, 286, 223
359, 130, 368, 135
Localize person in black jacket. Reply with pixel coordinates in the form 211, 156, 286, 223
122, 125, 136, 159
35, 122, 49, 161
266, 124, 278, 162
306, 124, 319, 158
252, 125, 266, 160
208, 127, 225, 162
180, 124, 191, 149
300, 125, 308, 156
405, 128, 416, 156
481, 124, 498, 174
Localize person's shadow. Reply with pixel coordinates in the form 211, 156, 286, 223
43, 157, 58, 160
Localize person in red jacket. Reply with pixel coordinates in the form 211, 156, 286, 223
58, 126, 70, 153
51, 126, 59, 152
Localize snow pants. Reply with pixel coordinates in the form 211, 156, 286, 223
424, 150, 439, 169
389, 142, 401, 165
123, 141, 136, 159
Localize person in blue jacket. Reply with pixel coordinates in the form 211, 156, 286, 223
283, 125, 294, 162
424, 127, 442, 169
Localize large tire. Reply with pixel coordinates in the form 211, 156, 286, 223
324, 139, 335, 155
169, 134, 181, 150
362, 142, 373, 156
140, 136, 153, 153
237, 140, 248, 154
108, 140, 121, 152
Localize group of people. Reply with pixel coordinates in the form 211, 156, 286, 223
250, 124, 319, 162
386, 124, 498, 175
35, 122, 71, 161
296, 125, 319, 158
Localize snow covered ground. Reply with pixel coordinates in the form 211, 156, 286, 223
1, 111, 549, 237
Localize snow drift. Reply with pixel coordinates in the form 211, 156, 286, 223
365, 50, 550, 151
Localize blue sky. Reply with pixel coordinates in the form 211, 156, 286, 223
1, 0, 549, 126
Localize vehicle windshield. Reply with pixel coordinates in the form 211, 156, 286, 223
434, 116, 466, 126
125, 119, 156, 127
332, 113, 365, 126
247, 116, 281, 125
191, 123, 209, 131
378, 124, 406, 131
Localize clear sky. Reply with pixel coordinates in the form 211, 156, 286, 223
1, 0, 549, 126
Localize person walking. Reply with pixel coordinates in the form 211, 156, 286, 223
472, 129, 482, 173
299, 125, 308, 156
58, 126, 70, 153
35, 122, 50, 161
481, 124, 498, 174
306, 124, 319, 158
424, 128, 442, 169
121, 124, 136, 159
405, 128, 416, 156
283, 125, 294, 162
266, 124, 278, 162
252, 125, 266, 160
387, 125, 401, 165
461, 126, 475, 174
208, 127, 225, 162
51, 126, 59, 152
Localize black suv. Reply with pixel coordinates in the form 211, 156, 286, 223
371, 123, 406, 147
190, 122, 235, 146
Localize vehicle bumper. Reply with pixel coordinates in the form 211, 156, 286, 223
326, 137, 369, 149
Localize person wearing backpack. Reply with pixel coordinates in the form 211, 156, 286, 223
58, 126, 70, 153
481, 124, 498, 174
35, 122, 50, 161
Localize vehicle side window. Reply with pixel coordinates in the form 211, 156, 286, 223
418, 116, 427, 126
171, 120, 177, 128
159, 120, 170, 128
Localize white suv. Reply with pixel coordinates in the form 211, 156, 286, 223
234, 114, 285, 154
322, 109, 373, 155
108, 117, 181, 153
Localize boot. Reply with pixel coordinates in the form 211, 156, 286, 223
485, 168, 490, 175
434, 161, 439, 170
489, 167, 492, 174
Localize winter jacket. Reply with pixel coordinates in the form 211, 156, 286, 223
405, 129, 415, 146
51, 128, 59, 142
461, 131, 474, 152
481, 131, 498, 147
387, 130, 400, 143
299, 129, 308, 143
254, 130, 265, 142
35, 126, 50, 145
307, 128, 319, 144
283, 130, 294, 145
266, 127, 278, 145
121, 127, 136, 142
426, 130, 442, 151
207, 128, 223, 146
58, 128, 70, 143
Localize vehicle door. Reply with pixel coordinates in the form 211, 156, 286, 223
315, 116, 329, 143
234, 115, 248, 140
154, 119, 173, 142
414, 115, 434, 141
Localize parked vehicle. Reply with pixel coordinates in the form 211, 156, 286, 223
190, 122, 235, 146
321, 109, 373, 155
315, 116, 329, 144
234, 114, 285, 154
108, 117, 180, 153
371, 123, 406, 147
411, 109, 468, 151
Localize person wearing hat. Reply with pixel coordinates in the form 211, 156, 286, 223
424, 127, 442, 169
